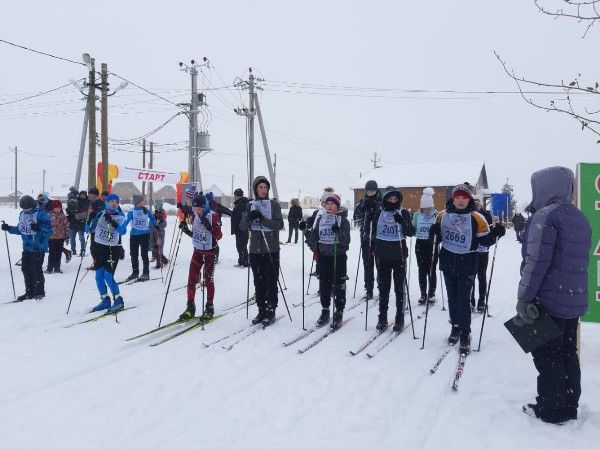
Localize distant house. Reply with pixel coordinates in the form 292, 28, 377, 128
0, 190, 24, 207
351, 161, 489, 212
153, 185, 177, 205
111, 182, 142, 204
204, 184, 234, 208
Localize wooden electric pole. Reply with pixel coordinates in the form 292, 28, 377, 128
148, 142, 154, 208
142, 139, 147, 195
87, 58, 96, 189
100, 63, 109, 192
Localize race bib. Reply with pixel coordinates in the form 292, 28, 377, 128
376, 210, 404, 242
132, 209, 149, 231
441, 213, 473, 254
250, 200, 273, 232
318, 213, 339, 244
94, 212, 126, 246
416, 212, 436, 240
18, 211, 37, 236
192, 212, 214, 250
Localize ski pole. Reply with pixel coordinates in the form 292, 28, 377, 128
260, 230, 292, 322
66, 233, 90, 314
352, 242, 362, 298
201, 254, 206, 331
246, 239, 251, 320
476, 237, 498, 352
165, 213, 178, 283
2, 220, 16, 301
400, 241, 417, 339
158, 226, 183, 327
302, 231, 306, 330
421, 236, 437, 349
306, 257, 314, 295
408, 236, 413, 287
164, 227, 182, 287
279, 264, 288, 290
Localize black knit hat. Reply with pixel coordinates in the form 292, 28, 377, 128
365, 180, 378, 191
234, 188, 244, 197
192, 194, 206, 207
19, 195, 36, 210
88, 187, 99, 195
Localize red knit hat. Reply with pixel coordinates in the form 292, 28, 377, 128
325, 194, 341, 208
451, 184, 472, 200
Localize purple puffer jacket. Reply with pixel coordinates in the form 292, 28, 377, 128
518, 166, 591, 319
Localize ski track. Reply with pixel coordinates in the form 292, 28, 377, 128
0, 210, 597, 449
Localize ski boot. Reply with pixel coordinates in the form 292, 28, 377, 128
80, 250, 85, 258
316, 308, 330, 326
16, 293, 30, 302
55, 269, 63, 274
331, 309, 344, 330
179, 302, 196, 321
417, 294, 427, 306
92, 294, 111, 312
252, 309, 266, 325
107, 296, 124, 313
476, 299, 486, 314
470, 297, 476, 311
459, 331, 471, 354
123, 272, 139, 283
448, 326, 460, 345
65, 250, 72, 263
363, 290, 374, 300
138, 271, 150, 282
262, 307, 276, 326
376, 313, 388, 331
32, 294, 45, 300
200, 303, 215, 321
45, 269, 53, 274
427, 291, 436, 303
392, 313, 405, 332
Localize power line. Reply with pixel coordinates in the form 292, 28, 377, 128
0, 81, 83, 107
0, 39, 86, 66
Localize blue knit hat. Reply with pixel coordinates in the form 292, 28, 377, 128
106, 193, 120, 203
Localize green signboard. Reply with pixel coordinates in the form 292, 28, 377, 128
577, 163, 600, 323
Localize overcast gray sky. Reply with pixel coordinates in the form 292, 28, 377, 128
0, 0, 598, 206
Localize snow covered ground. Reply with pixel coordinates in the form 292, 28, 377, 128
0, 206, 597, 449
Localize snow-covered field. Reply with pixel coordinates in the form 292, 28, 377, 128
0, 206, 597, 449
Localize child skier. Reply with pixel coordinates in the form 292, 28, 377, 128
430, 184, 505, 354
240, 176, 284, 326
47, 200, 69, 274
178, 194, 222, 321
1, 195, 52, 301
87, 194, 128, 313
372, 187, 415, 331
309, 193, 351, 328
413, 188, 438, 305
122, 194, 156, 282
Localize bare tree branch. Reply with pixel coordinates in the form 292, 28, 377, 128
534, 0, 600, 36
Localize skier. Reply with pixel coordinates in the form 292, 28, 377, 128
231, 188, 249, 267
1, 195, 52, 301
87, 187, 105, 265
178, 194, 223, 320
413, 188, 438, 305
122, 194, 156, 282
86, 193, 127, 313
353, 180, 381, 300
286, 198, 303, 244
46, 200, 70, 274
511, 210, 526, 242
471, 195, 494, 312
430, 184, 505, 354
516, 167, 591, 424
308, 193, 350, 328
372, 187, 415, 331
240, 176, 284, 326
149, 202, 169, 269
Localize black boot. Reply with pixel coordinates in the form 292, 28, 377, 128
392, 313, 405, 332
331, 309, 343, 330
179, 302, 196, 321
262, 307, 276, 326
459, 331, 471, 354
200, 303, 215, 320
124, 272, 139, 283
252, 309, 266, 325
376, 312, 388, 331
448, 326, 460, 345
364, 290, 373, 300
477, 299, 486, 313
16, 293, 30, 302
316, 308, 330, 326
417, 294, 427, 305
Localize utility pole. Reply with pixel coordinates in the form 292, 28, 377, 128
142, 139, 147, 195
74, 105, 88, 190
231, 174, 234, 196
148, 142, 154, 208
371, 152, 382, 169
253, 92, 279, 200
100, 63, 109, 192
85, 56, 97, 189
12, 146, 17, 209
42, 169, 46, 193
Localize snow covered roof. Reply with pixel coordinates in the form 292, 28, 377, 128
352, 160, 486, 189
205, 184, 226, 197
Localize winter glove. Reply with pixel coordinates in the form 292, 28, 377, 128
200, 215, 212, 231
513, 299, 540, 327
249, 210, 263, 221
298, 220, 307, 231
492, 223, 506, 238
331, 222, 340, 235
30, 222, 40, 232
141, 206, 148, 215
393, 213, 403, 224
104, 214, 118, 228
178, 220, 188, 230
429, 222, 441, 240
1, 223, 10, 231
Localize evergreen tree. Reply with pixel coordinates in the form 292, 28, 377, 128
501, 181, 517, 219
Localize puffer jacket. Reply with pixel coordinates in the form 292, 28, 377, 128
49, 209, 69, 240
518, 166, 591, 319
7, 207, 53, 252
309, 208, 351, 256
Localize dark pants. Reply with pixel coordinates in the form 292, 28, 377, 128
532, 316, 581, 423
319, 254, 347, 310
377, 258, 405, 316
47, 239, 64, 271
443, 272, 475, 333
90, 233, 98, 260
187, 248, 216, 304
22, 251, 45, 297
287, 224, 299, 243
250, 252, 279, 311
415, 239, 437, 296
130, 234, 150, 274
471, 252, 489, 305
235, 232, 249, 266
69, 228, 85, 254
361, 240, 375, 293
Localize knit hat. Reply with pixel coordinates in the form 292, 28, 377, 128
133, 194, 145, 206
320, 187, 335, 204
382, 187, 402, 211
420, 187, 435, 209
325, 193, 341, 208
365, 180, 378, 191
451, 184, 473, 200
106, 193, 120, 203
79, 190, 88, 197
234, 188, 244, 197
69, 186, 78, 194
185, 185, 197, 199
88, 187, 99, 196
19, 195, 36, 210
192, 194, 207, 207
205, 192, 215, 202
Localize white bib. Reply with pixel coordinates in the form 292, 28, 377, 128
192, 212, 214, 250
318, 213, 339, 244
250, 200, 273, 232
441, 212, 473, 254
416, 212, 436, 240
376, 210, 405, 242
94, 212, 125, 246
132, 209, 149, 231
18, 211, 37, 235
